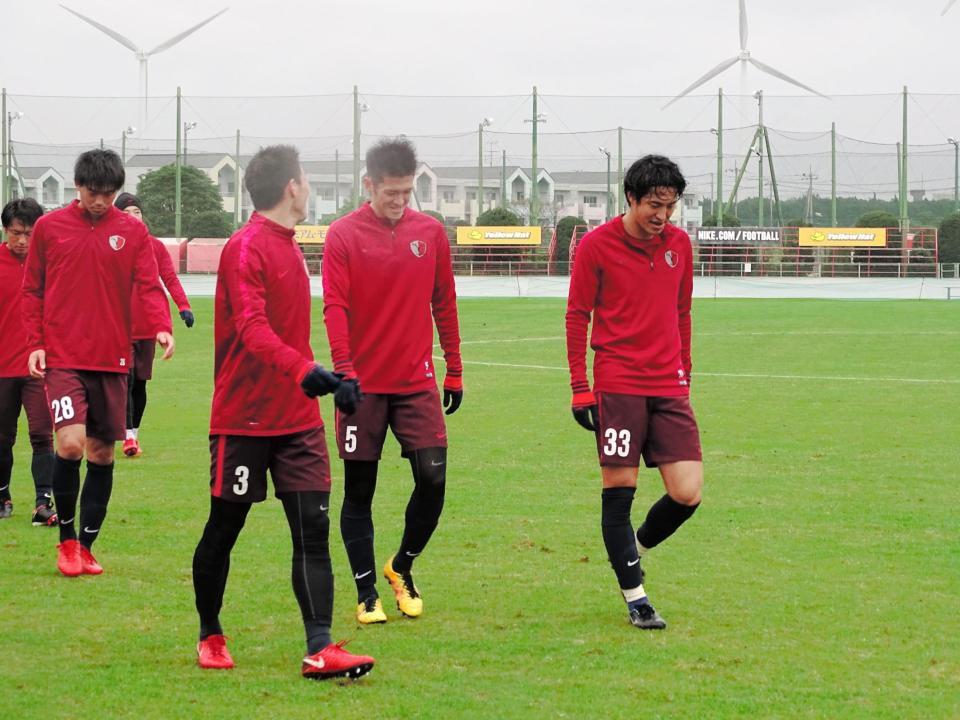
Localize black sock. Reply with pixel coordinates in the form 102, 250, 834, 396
636, 493, 700, 551
341, 461, 379, 601
52, 455, 82, 542
78, 461, 114, 549
601, 487, 643, 591
280, 491, 333, 654
31, 451, 55, 506
131, 379, 148, 429
0, 445, 12, 501
192, 497, 250, 640
393, 447, 446, 574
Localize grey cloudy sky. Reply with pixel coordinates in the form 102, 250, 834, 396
1, 0, 955, 98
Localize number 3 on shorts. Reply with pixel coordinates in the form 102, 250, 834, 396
233, 466, 249, 496
603, 428, 631, 458
344, 425, 358, 453
51, 396, 75, 423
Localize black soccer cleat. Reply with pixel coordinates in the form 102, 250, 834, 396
31, 503, 58, 527
0, 499, 12, 519
629, 601, 667, 630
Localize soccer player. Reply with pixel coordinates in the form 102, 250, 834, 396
0, 198, 56, 526
114, 192, 194, 458
21, 149, 174, 577
323, 137, 463, 624
190, 145, 374, 680
565, 154, 703, 630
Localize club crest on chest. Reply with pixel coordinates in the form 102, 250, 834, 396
664, 250, 677, 268
410, 240, 427, 258
108, 235, 126, 251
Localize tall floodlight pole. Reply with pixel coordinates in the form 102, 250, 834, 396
831, 122, 837, 227
183, 120, 197, 161
334, 148, 340, 212
501, 149, 507, 209
175, 87, 182, 238
896, 141, 903, 219
524, 87, 547, 223
949, 137, 960, 213
477, 118, 493, 219
716, 88, 724, 222
599, 147, 612, 221
1, 89, 7, 205
6, 111, 24, 202
234, 129, 242, 228
121, 126, 136, 169
617, 126, 624, 215
901, 86, 909, 232
353, 87, 368, 209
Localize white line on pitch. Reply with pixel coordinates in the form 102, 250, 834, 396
434, 356, 959, 384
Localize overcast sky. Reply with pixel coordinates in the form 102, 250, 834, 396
1, 0, 955, 98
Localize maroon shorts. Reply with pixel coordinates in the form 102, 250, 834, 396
209, 427, 332, 503
44, 368, 128, 442
595, 393, 702, 468
132, 340, 156, 381
0, 376, 53, 451
335, 388, 447, 461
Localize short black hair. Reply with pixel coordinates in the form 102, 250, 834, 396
115, 192, 142, 213
74, 149, 125, 192
365, 137, 417, 183
623, 154, 686, 205
245, 145, 301, 211
2, 197, 43, 229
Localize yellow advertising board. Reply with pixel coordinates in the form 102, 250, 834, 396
456, 226, 542, 245
294, 225, 330, 244
799, 228, 887, 247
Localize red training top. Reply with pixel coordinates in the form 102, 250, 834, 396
566, 216, 693, 399
322, 203, 462, 395
0, 244, 30, 378
21, 201, 171, 374
132, 236, 191, 340
210, 212, 322, 436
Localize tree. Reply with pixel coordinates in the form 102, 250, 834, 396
701, 213, 741, 227
136, 164, 232, 238
423, 210, 445, 224
555, 215, 586, 261
939, 212, 960, 264
855, 210, 899, 228
476, 207, 521, 226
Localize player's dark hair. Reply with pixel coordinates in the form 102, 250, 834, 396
245, 145, 302, 211
74, 149, 125, 192
365, 137, 417, 183
1, 197, 43, 229
623, 154, 686, 205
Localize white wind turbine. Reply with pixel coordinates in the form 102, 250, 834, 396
60, 5, 229, 133
664, 0, 828, 108
943, 0, 957, 14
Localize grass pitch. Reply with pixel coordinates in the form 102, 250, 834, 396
1, 298, 958, 719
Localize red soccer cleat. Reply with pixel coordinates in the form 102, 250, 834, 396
122, 438, 141, 457
197, 634, 234, 670
57, 539, 83, 577
301, 640, 375, 681
79, 545, 103, 575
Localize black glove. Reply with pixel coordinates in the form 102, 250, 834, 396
334, 377, 363, 415
300, 364, 341, 398
443, 388, 463, 415
572, 404, 599, 432
180, 309, 195, 328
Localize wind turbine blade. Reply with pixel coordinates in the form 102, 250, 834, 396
663, 56, 741, 108
739, 0, 749, 52
60, 4, 139, 53
749, 57, 830, 99
147, 8, 229, 56
943, 0, 957, 15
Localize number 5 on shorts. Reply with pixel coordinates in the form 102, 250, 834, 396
344, 425, 358, 453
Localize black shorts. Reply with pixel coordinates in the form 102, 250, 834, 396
334, 388, 447, 461
44, 368, 128, 442
0, 376, 53, 451
595, 393, 702, 468
209, 427, 331, 503
132, 340, 156, 381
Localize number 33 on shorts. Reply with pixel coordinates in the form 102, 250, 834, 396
602, 428, 631, 458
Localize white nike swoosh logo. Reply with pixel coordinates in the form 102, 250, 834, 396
83, 526, 99, 534
430, 461, 445, 467
302, 657, 325, 669
405, 551, 420, 557
354, 570, 372, 580
627, 559, 640, 567
319, 505, 329, 511
60, 517, 74, 525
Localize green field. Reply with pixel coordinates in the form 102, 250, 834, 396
2, 298, 958, 719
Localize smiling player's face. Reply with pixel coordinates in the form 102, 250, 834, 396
365, 175, 414, 224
